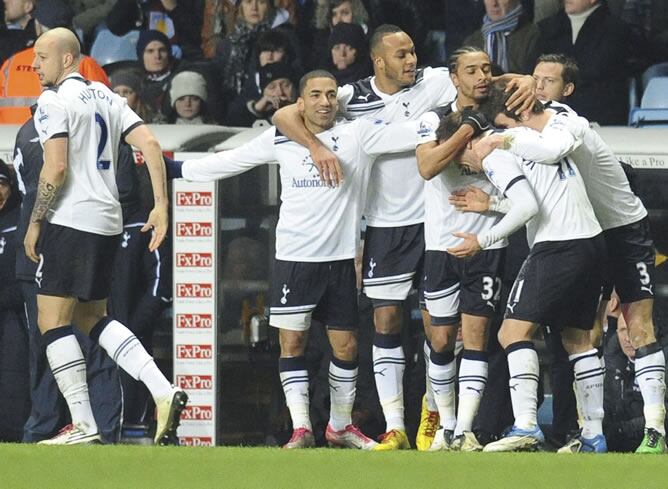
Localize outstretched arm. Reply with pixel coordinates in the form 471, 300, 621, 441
417, 125, 473, 180
272, 104, 342, 186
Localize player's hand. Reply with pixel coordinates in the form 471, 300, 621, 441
310, 143, 343, 187
473, 133, 507, 160
505, 75, 537, 115
447, 232, 482, 258
142, 205, 168, 251
449, 186, 491, 213
460, 108, 490, 137
24, 221, 41, 263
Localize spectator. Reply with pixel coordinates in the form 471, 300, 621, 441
225, 29, 298, 126
311, 0, 368, 69
327, 22, 371, 85
464, 0, 540, 74
166, 70, 213, 124
66, 0, 115, 43
0, 0, 110, 125
532, 53, 578, 103
0, 0, 37, 65
225, 61, 297, 127
136, 29, 176, 123
537, 0, 642, 125
217, 0, 292, 96
106, 0, 203, 59
110, 68, 155, 122
0, 159, 30, 442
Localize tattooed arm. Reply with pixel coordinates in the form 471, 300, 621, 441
24, 137, 68, 263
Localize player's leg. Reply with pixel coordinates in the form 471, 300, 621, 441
321, 259, 376, 449
483, 318, 543, 452
37, 293, 101, 444
422, 251, 461, 450
452, 251, 503, 451
277, 328, 314, 448
451, 314, 489, 451
416, 308, 440, 451
623, 299, 667, 453
270, 260, 328, 448
557, 327, 606, 453
77, 300, 186, 445
610, 219, 665, 452
363, 225, 423, 449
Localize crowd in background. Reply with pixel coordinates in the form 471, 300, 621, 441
0, 0, 667, 128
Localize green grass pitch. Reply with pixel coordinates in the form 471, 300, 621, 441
3, 444, 668, 489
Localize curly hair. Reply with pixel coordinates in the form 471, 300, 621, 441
313, 0, 369, 29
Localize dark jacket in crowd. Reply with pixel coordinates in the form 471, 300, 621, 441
538, 4, 641, 125
107, 0, 203, 59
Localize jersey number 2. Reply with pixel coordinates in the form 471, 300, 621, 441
95, 113, 111, 170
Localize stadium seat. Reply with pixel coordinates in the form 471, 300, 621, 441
628, 108, 668, 128
641, 77, 668, 109
642, 62, 668, 91
90, 28, 140, 68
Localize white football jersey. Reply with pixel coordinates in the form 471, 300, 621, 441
417, 106, 506, 251
182, 118, 417, 262
523, 103, 646, 230
483, 143, 601, 247
336, 67, 457, 227
34, 73, 142, 235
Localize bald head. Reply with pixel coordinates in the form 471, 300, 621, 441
37, 27, 81, 59
32, 27, 82, 87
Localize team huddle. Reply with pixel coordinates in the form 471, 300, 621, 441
176, 24, 666, 454
30, 20, 664, 453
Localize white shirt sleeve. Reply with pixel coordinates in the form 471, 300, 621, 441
416, 111, 440, 146
357, 118, 418, 157
482, 149, 526, 196
182, 127, 276, 182
34, 91, 69, 143
424, 67, 458, 107
478, 179, 538, 249
337, 83, 355, 114
504, 113, 586, 165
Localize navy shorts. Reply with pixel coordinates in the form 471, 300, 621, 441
269, 259, 358, 331
362, 223, 424, 303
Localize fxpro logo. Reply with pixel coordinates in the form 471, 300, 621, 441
176, 283, 213, 298
176, 344, 213, 359
176, 191, 213, 206
179, 436, 213, 446
181, 405, 214, 421
176, 313, 213, 329
176, 374, 213, 390
175, 222, 213, 237
176, 252, 213, 268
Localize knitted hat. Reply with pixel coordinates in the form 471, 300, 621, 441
169, 71, 208, 107
259, 62, 297, 92
136, 30, 171, 60
328, 22, 366, 51
33, 0, 74, 29
110, 69, 142, 92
